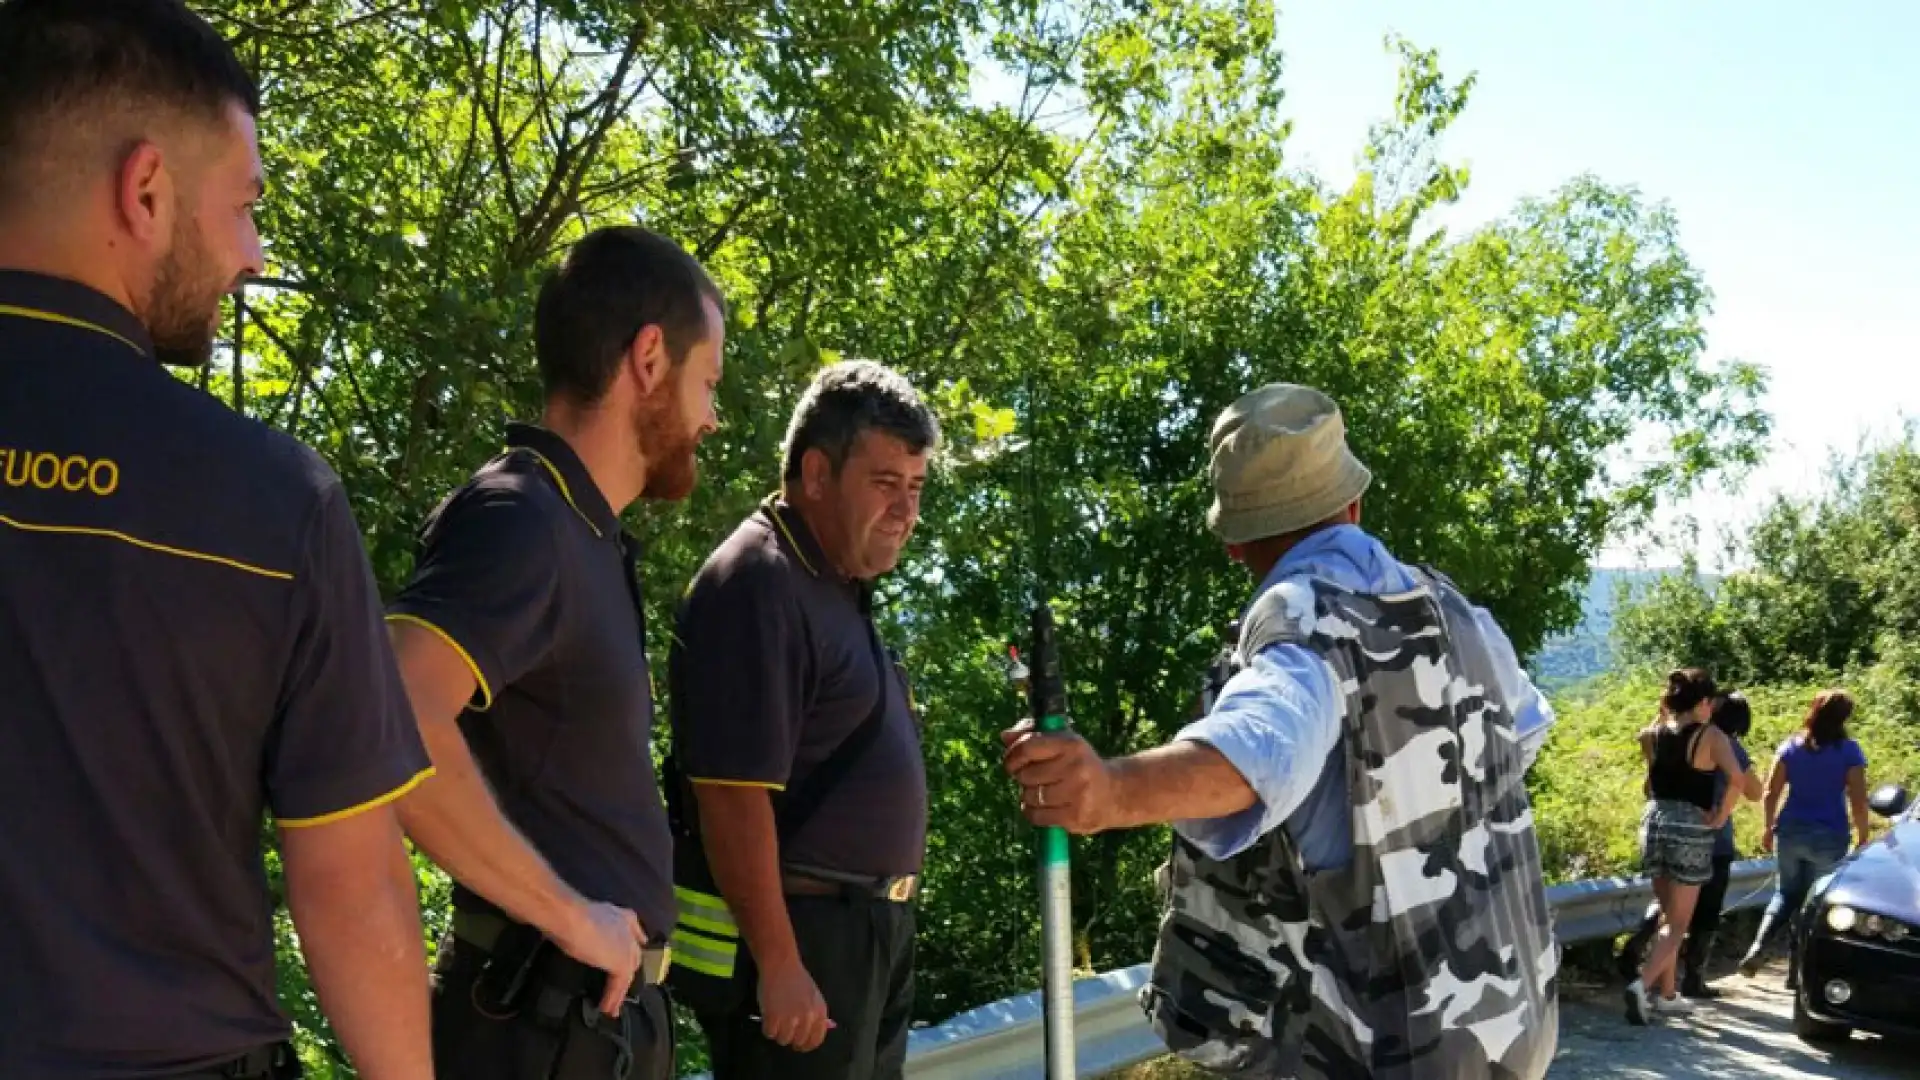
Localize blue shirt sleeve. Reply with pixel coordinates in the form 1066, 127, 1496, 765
1170, 642, 1343, 860
1847, 739, 1868, 769
1467, 603, 1556, 769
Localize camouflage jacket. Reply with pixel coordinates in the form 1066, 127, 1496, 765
1140, 568, 1559, 1079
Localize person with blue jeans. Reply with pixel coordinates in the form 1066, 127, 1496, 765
1738, 689, 1872, 981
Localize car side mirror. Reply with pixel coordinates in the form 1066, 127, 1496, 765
1869, 783, 1911, 819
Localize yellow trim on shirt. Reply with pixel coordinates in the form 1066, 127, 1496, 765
686, 776, 788, 792
766, 501, 818, 577
0, 513, 294, 581
0, 303, 143, 355
385, 613, 494, 710
517, 447, 604, 538
277, 766, 437, 828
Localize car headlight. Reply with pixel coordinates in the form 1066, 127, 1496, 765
1824, 904, 1918, 941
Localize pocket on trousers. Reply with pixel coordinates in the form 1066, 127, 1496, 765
431, 980, 568, 1080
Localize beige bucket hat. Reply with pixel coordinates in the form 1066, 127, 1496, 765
1206, 383, 1373, 545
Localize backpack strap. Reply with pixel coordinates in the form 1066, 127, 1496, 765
1235, 578, 1321, 663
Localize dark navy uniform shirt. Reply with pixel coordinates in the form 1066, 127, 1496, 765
387, 423, 677, 939
669, 499, 926, 878
0, 271, 433, 1078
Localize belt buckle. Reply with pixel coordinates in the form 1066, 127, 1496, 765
641, 943, 672, 985
885, 875, 917, 902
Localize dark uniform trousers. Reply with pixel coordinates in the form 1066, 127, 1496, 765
162, 1043, 302, 1079
698, 893, 916, 1080
431, 930, 674, 1080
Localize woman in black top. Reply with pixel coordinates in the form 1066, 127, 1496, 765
1615, 692, 1762, 997
1624, 669, 1749, 1026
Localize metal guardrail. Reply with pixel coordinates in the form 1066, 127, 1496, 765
687, 858, 1779, 1079
1543, 856, 1776, 947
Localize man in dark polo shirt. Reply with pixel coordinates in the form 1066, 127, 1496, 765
668, 360, 939, 1080
384, 226, 725, 1080
0, 3, 435, 1078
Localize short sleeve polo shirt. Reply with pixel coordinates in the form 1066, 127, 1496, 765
669, 499, 927, 878
387, 423, 676, 938
0, 271, 432, 1077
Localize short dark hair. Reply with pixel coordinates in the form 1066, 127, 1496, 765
1711, 691, 1752, 740
1800, 688, 1854, 751
532, 226, 725, 406
781, 360, 941, 481
0, 0, 260, 206
1661, 667, 1717, 717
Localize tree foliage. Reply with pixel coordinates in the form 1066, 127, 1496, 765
184, 2, 1766, 1072
1616, 430, 1920, 688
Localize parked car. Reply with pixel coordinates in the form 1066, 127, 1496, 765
1790, 781, 1920, 1045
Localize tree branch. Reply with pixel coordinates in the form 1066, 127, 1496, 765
458, 12, 523, 225
695, 180, 771, 262
510, 21, 652, 264
426, 92, 487, 279
243, 295, 391, 459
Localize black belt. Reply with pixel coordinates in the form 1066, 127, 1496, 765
781, 864, 919, 903
167, 1042, 300, 1079
452, 909, 672, 990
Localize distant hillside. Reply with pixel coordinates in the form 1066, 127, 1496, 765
1526, 567, 1715, 688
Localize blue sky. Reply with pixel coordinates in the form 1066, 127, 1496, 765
1268, 1, 1920, 568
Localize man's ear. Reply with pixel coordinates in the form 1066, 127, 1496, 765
625, 324, 669, 396
115, 141, 172, 247
1345, 499, 1363, 525
801, 447, 834, 500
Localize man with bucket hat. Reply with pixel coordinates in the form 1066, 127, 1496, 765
1002, 383, 1562, 1078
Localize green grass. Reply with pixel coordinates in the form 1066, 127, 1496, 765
1111, 1059, 1207, 1079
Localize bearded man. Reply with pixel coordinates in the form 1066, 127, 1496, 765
0, 2, 433, 1077
386, 225, 727, 1080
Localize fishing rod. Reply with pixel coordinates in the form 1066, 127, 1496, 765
1007, 334, 1074, 1076
1025, 603, 1075, 1079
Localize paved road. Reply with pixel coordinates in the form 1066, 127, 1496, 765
1550, 961, 1914, 1078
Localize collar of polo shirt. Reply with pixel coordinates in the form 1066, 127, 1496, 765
504, 422, 622, 540
761, 494, 875, 612
0, 270, 156, 360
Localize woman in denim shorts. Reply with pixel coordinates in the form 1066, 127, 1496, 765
1625, 669, 1750, 1025
1615, 691, 1761, 997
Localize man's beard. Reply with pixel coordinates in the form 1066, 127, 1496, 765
634, 387, 699, 501
146, 214, 229, 368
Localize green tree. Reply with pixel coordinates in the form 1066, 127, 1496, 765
1616, 429, 1920, 686
903, 31, 1771, 1002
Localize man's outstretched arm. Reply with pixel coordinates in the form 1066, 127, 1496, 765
280, 806, 432, 1080
1003, 642, 1340, 850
